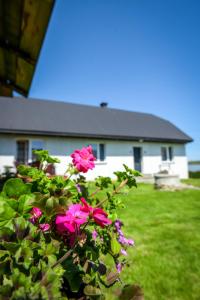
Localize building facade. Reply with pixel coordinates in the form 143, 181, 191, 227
0, 134, 188, 179
0, 97, 192, 179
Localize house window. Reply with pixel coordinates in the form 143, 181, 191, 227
161, 146, 173, 161
90, 144, 98, 159
161, 147, 167, 161
99, 144, 105, 161
32, 141, 44, 161
168, 146, 173, 161
89, 144, 106, 161
16, 140, 29, 164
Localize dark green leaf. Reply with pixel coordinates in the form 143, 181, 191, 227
3, 178, 31, 198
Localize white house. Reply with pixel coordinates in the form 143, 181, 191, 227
0, 97, 192, 179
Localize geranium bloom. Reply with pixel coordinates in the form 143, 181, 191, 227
80, 197, 93, 214
71, 146, 96, 173
56, 204, 88, 234
39, 223, 50, 232
80, 197, 112, 228
93, 208, 112, 227
29, 207, 42, 224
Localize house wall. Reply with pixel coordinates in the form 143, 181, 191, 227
0, 134, 189, 179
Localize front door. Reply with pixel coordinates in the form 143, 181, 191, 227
133, 147, 142, 172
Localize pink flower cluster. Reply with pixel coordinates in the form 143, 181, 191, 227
55, 204, 88, 234
80, 198, 112, 227
55, 198, 112, 234
29, 207, 50, 232
71, 145, 96, 173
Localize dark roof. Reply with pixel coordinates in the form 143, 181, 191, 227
0, 97, 193, 143
0, 0, 55, 97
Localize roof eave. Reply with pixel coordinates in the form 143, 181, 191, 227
0, 129, 193, 144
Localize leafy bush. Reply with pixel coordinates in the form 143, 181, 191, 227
189, 171, 200, 178
0, 147, 141, 300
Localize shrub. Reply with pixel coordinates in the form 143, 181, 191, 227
0, 147, 141, 300
189, 171, 200, 178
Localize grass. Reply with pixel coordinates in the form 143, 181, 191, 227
104, 183, 200, 300
182, 178, 200, 188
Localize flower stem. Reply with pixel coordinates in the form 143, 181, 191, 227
96, 179, 128, 208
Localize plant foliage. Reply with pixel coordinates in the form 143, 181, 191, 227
0, 148, 141, 300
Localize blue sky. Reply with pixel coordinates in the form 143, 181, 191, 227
29, 0, 199, 160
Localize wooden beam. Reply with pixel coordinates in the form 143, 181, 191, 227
0, 76, 27, 96
0, 82, 12, 96
0, 40, 35, 65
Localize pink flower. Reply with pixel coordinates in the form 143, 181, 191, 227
80, 198, 112, 228
31, 207, 42, 218
29, 207, 42, 224
127, 239, 134, 246
116, 263, 122, 273
80, 197, 93, 214
39, 223, 50, 232
121, 249, 127, 256
92, 230, 98, 240
71, 146, 96, 173
93, 208, 112, 228
55, 204, 88, 234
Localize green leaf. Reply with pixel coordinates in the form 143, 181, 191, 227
106, 271, 119, 286
6, 199, 18, 211
95, 176, 112, 189
33, 149, 60, 164
10, 287, 27, 299
82, 274, 92, 284
1, 241, 20, 254
0, 201, 16, 228
30, 266, 40, 281
111, 237, 121, 255
63, 258, 83, 292
13, 217, 29, 240
0, 284, 12, 298
39, 269, 63, 299
17, 165, 44, 180
3, 178, 31, 198
0, 227, 14, 240
0, 249, 9, 257
84, 285, 102, 296
18, 194, 34, 215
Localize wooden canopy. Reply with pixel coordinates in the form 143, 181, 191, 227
0, 0, 55, 97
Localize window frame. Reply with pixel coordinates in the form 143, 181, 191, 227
161, 146, 174, 162
16, 140, 29, 164
89, 143, 106, 162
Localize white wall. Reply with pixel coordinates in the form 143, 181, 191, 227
141, 142, 188, 178
0, 134, 189, 179
0, 136, 16, 174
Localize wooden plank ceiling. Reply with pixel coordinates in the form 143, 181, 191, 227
0, 0, 55, 97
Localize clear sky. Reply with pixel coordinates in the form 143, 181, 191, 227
29, 0, 199, 160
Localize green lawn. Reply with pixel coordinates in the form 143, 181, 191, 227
105, 184, 200, 300
182, 178, 200, 188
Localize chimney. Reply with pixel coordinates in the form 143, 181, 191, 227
100, 102, 108, 108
